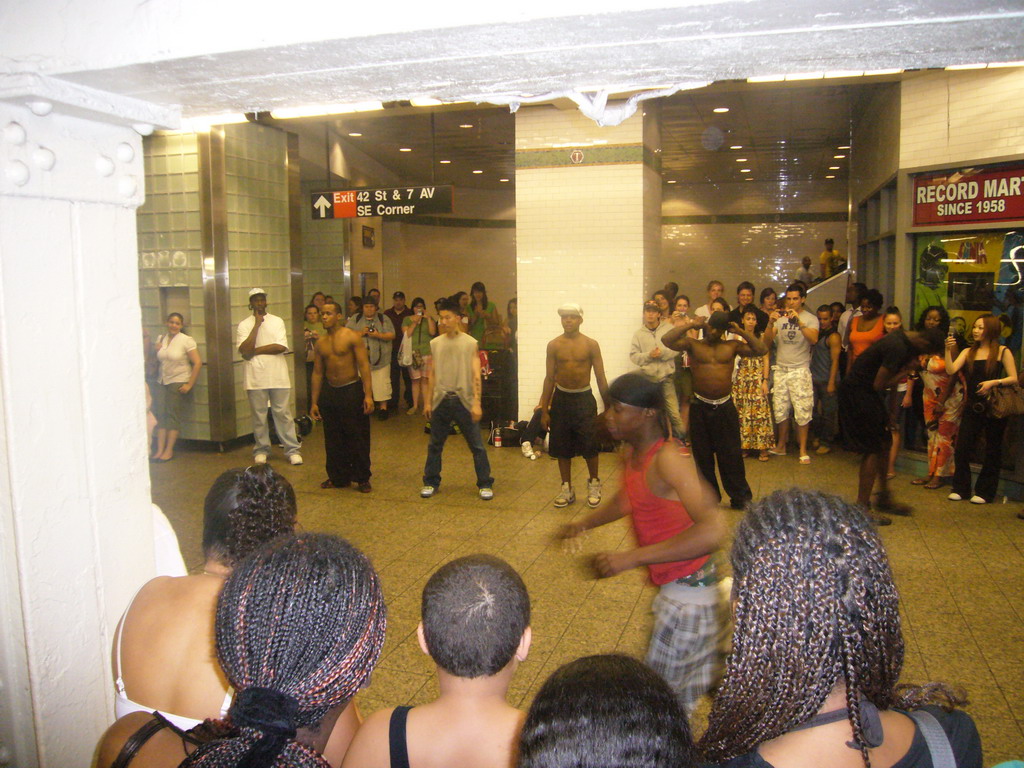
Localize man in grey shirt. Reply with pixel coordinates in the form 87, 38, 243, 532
763, 282, 819, 464
630, 300, 683, 438
421, 299, 494, 500
346, 297, 396, 420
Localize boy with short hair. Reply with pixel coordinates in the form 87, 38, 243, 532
339, 555, 531, 768
421, 299, 494, 500
559, 372, 725, 714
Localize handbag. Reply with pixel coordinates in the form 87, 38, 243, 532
398, 332, 413, 367
986, 382, 1024, 418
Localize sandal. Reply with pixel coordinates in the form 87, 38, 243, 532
924, 479, 944, 489
758, 453, 770, 462
910, 478, 929, 485
768, 448, 787, 456
799, 455, 811, 465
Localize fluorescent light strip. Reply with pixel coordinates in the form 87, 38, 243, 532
270, 101, 384, 119
178, 113, 248, 131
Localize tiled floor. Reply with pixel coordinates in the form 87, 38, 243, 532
151, 414, 1024, 764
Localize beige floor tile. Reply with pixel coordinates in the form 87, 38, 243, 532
151, 416, 1024, 759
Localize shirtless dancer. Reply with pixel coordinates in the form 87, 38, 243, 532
539, 303, 610, 508
311, 301, 374, 492
663, 311, 766, 509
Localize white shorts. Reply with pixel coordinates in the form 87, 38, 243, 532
773, 367, 813, 426
370, 366, 392, 402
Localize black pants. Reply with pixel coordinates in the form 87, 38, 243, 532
390, 358, 413, 409
690, 397, 751, 507
319, 380, 371, 485
952, 406, 1007, 502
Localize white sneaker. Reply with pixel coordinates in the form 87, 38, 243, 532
479, 487, 494, 501
521, 442, 535, 459
288, 454, 303, 465
970, 495, 987, 504
554, 482, 575, 508
947, 492, 963, 501
587, 478, 602, 508
253, 453, 268, 465
420, 485, 436, 498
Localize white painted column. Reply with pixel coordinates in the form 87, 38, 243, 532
515, 105, 661, 418
0, 77, 176, 766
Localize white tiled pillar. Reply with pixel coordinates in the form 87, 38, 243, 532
515, 105, 661, 418
0, 82, 174, 766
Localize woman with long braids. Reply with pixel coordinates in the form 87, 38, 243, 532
700, 489, 981, 768
98, 533, 387, 768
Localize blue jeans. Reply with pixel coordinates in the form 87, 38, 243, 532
247, 388, 301, 457
423, 394, 493, 489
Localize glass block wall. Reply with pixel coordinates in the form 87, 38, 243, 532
223, 123, 293, 439
302, 180, 349, 302
137, 133, 210, 440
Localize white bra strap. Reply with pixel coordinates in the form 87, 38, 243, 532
113, 583, 149, 694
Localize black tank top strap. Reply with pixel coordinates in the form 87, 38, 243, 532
111, 712, 204, 768
388, 706, 414, 768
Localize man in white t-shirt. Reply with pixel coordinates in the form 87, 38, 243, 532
763, 283, 819, 464
236, 288, 303, 465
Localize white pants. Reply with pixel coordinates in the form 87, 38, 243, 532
247, 388, 301, 456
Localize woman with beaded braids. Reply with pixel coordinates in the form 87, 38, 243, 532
98, 533, 387, 768
700, 489, 981, 768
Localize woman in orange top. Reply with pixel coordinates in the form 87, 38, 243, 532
845, 288, 885, 373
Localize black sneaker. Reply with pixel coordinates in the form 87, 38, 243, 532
377, 409, 389, 422
357, 481, 372, 493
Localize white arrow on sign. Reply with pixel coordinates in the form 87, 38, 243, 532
314, 195, 332, 218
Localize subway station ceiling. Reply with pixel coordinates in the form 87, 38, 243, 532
283, 80, 872, 192
6, 0, 1020, 194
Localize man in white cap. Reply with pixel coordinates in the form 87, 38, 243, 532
237, 287, 303, 465
538, 303, 610, 508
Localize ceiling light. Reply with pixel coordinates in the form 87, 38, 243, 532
410, 97, 443, 107
735, 158, 748, 162
945, 63, 985, 71
348, 132, 362, 137
713, 107, 730, 113
834, 154, 846, 159
460, 124, 474, 128
270, 101, 383, 119
472, 170, 483, 174
837, 145, 851, 150
826, 175, 836, 179
730, 145, 743, 150
829, 166, 840, 170
744, 177, 754, 181
499, 178, 510, 182
747, 75, 785, 83
740, 168, 751, 173
666, 180, 677, 184
399, 147, 412, 152
439, 160, 451, 164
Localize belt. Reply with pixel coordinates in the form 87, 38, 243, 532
556, 384, 592, 394
442, 391, 461, 399
694, 392, 731, 406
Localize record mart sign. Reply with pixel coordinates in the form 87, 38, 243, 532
913, 165, 1024, 226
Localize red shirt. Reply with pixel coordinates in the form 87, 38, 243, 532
623, 438, 709, 585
